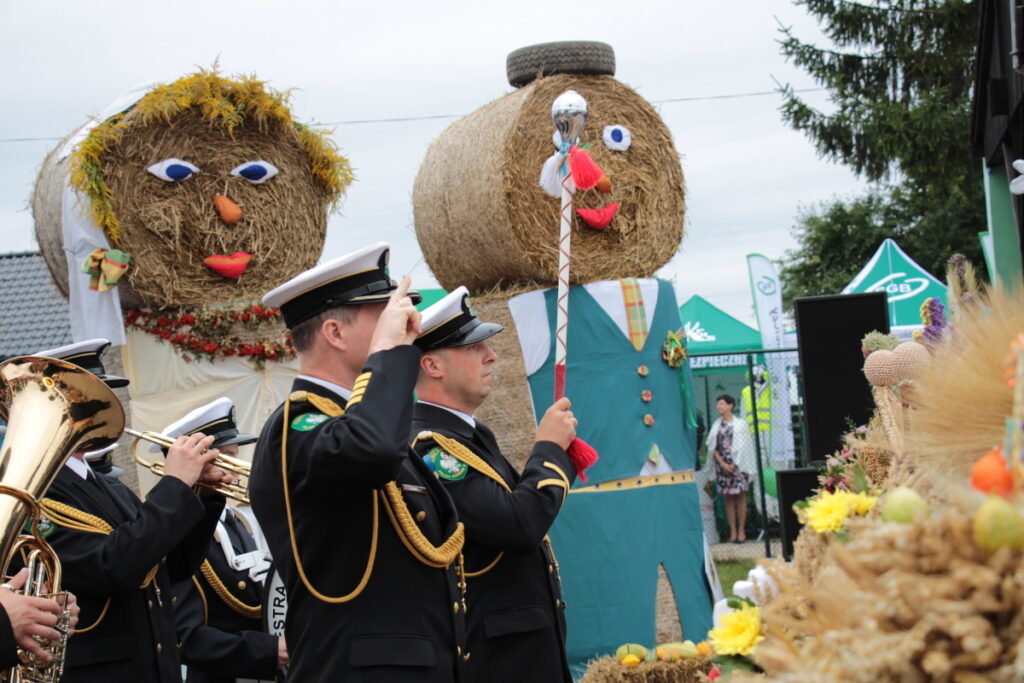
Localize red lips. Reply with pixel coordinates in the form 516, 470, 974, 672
203, 252, 252, 279
576, 203, 620, 230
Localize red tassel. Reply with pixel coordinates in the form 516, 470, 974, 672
567, 438, 598, 482
569, 146, 604, 190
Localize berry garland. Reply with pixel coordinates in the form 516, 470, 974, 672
124, 303, 294, 365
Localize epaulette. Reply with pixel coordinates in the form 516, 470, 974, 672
415, 431, 511, 492
288, 391, 344, 417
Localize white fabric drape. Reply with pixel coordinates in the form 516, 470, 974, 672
122, 328, 298, 492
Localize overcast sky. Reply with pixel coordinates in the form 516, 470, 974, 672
0, 0, 866, 328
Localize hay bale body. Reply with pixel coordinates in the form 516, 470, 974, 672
471, 292, 542, 471
414, 74, 684, 291
33, 72, 349, 309
580, 656, 711, 682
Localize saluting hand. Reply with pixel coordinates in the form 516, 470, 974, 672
163, 433, 219, 488
536, 397, 577, 451
0, 568, 63, 661
369, 275, 422, 353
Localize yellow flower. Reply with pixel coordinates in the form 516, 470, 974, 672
708, 604, 765, 656
801, 490, 877, 534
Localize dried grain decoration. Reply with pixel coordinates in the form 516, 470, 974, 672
580, 656, 711, 682
906, 286, 1024, 483
34, 69, 352, 309
414, 73, 684, 291
732, 507, 1024, 682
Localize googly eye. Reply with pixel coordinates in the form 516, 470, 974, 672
602, 125, 632, 152
147, 158, 200, 182
230, 160, 280, 184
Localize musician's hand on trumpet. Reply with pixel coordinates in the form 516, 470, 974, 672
0, 568, 63, 661
164, 434, 224, 489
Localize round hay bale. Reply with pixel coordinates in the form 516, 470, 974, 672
33, 70, 352, 310
579, 655, 711, 682
414, 72, 685, 292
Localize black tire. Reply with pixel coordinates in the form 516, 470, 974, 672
506, 41, 616, 88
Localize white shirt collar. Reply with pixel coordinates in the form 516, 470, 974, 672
65, 457, 91, 480
298, 374, 352, 401
418, 400, 476, 428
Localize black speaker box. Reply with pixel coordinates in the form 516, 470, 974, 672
776, 467, 821, 560
794, 292, 889, 461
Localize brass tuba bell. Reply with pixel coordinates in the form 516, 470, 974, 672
0, 356, 125, 682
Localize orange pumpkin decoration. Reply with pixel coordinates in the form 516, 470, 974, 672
971, 447, 1014, 499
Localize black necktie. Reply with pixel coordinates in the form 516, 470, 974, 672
223, 511, 256, 554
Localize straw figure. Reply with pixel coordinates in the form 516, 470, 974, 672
34, 68, 352, 314
414, 41, 708, 672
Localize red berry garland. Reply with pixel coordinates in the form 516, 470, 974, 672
124, 303, 294, 366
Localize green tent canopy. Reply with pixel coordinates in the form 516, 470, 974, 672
680, 295, 762, 374
841, 239, 947, 336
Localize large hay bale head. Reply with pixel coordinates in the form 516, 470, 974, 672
414, 42, 685, 292
33, 70, 353, 309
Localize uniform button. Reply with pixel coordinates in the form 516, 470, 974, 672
643, 414, 655, 427
238, 580, 247, 590
148, 600, 153, 609
171, 596, 177, 605
641, 390, 653, 403
177, 642, 182, 650
457, 646, 462, 656
416, 510, 427, 522
453, 601, 459, 614
548, 564, 554, 574
463, 652, 471, 662
637, 365, 649, 377
156, 643, 163, 654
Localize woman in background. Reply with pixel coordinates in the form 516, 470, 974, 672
705, 394, 749, 543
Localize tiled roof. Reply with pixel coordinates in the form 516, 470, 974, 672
0, 252, 72, 359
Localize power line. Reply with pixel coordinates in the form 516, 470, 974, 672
0, 87, 825, 144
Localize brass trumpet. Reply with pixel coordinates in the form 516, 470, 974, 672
126, 429, 251, 504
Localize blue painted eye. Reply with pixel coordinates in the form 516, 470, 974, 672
602, 125, 632, 151
147, 158, 200, 182
230, 160, 279, 184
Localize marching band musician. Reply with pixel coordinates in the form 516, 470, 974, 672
411, 288, 580, 682
166, 398, 286, 683
249, 243, 468, 682
31, 339, 235, 683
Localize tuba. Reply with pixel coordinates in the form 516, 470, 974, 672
0, 356, 125, 682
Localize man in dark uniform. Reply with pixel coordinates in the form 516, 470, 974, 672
249, 242, 467, 683
410, 287, 588, 682
33, 338, 234, 682
168, 398, 285, 683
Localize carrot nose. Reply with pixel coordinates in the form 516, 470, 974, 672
214, 194, 242, 224
596, 174, 613, 194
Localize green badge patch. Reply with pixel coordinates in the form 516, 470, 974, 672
23, 514, 55, 539
290, 412, 328, 432
428, 446, 468, 481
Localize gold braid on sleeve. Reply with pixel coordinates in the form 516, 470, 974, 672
199, 560, 261, 619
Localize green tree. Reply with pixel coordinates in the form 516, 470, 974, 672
776, 0, 984, 304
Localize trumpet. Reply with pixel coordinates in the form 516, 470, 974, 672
125, 429, 251, 504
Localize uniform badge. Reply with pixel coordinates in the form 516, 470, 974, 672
290, 412, 328, 431
427, 447, 468, 481
23, 513, 55, 539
